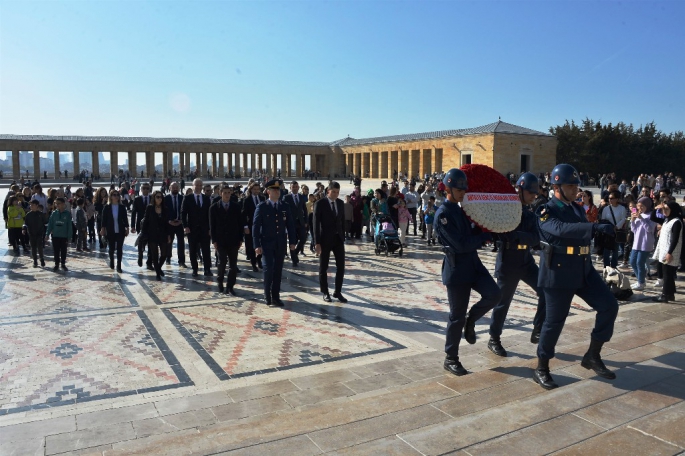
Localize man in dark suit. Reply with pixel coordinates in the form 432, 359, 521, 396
181, 178, 212, 277
252, 179, 297, 306
242, 182, 265, 272
100, 192, 130, 273
131, 183, 152, 269
282, 181, 307, 267
210, 185, 243, 295
164, 182, 187, 267
313, 181, 347, 303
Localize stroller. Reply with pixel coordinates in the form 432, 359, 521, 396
373, 213, 403, 257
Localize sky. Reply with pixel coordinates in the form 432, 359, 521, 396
1, 0, 683, 143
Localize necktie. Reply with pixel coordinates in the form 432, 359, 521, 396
331, 200, 336, 216
173, 196, 178, 218
224, 203, 229, 211
196, 195, 201, 207
254, 196, 258, 207
144, 196, 147, 206
294, 194, 298, 205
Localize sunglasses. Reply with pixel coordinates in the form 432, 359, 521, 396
155, 196, 163, 199
111, 194, 120, 197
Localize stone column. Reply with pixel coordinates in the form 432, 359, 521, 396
271, 154, 277, 176
420, 149, 431, 177
33, 150, 40, 180
129, 151, 137, 177
73, 150, 80, 176
145, 151, 153, 178
110, 150, 119, 179
371, 152, 379, 179
12, 151, 20, 179
380, 152, 388, 179
54, 151, 61, 179
92, 151, 99, 178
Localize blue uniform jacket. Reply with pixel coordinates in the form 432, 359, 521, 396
495, 208, 539, 279
434, 200, 489, 285
537, 196, 595, 289
252, 200, 297, 251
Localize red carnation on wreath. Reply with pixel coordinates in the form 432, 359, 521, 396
459, 164, 521, 233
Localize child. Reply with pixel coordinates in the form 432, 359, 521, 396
24, 199, 46, 267
6, 196, 26, 254
75, 198, 89, 252
623, 201, 637, 268
424, 197, 437, 246
45, 197, 73, 271
397, 198, 411, 247
344, 195, 353, 240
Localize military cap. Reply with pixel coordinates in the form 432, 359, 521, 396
266, 179, 281, 189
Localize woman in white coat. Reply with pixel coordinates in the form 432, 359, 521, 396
652, 201, 683, 302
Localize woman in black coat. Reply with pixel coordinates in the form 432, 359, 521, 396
100, 190, 129, 272
142, 190, 170, 280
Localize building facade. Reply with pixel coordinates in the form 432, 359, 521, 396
0, 120, 556, 180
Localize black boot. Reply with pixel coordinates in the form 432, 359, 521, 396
463, 313, 477, 344
443, 356, 468, 376
581, 339, 616, 379
533, 357, 558, 390
487, 338, 507, 357
530, 325, 541, 344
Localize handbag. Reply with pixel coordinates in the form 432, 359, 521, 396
608, 206, 628, 244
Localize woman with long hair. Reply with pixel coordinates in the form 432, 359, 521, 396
142, 190, 170, 280
581, 190, 599, 223
100, 190, 129, 272
94, 187, 109, 249
629, 197, 656, 291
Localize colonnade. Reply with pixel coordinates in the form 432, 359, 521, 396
5, 149, 321, 180
345, 147, 443, 179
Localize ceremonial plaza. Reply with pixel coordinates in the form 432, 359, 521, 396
0, 122, 684, 455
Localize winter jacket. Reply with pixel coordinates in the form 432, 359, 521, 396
46, 209, 73, 239
6, 205, 25, 229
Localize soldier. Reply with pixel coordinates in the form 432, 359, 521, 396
434, 168, 502, 376
252, 179, 297, 306
488, 172, 547, 357
534, 164, 619, 390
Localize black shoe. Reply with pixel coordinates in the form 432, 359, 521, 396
61, 264, 68, 271
273, 297, 284, 307
252, 265, 259, 272
159, 270, 165, 277
227, 288, 238, 297
533, 358, 558, 390
156, 274, 162, 281
292, 262, 298, 268
147, 265, 155, 271
530, 325, 541, 344
652, 294, 674, 302
581, 339, 617, 379
218, 283, 225, 293
53, 265, 59, 272
265, 296, 273, 306
116, 266, 123, 273
487, 338, 507, 357
33, 261, 38, 268
179, 263, 188, 268
204, 271, 213, 277
138, 257, 143, 267
464, 314, 477, 345
236, 267, 241, 274
109, 260, 114, 270
323, 293, 332, 302
40, 259, 45, 267
332, 292, 348, 303
443, 357, 468, 376
192, 270, 199, 277
166, 259, 171, 265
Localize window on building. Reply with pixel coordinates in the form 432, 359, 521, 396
461, 153, 472, 166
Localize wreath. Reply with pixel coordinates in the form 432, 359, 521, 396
460, 164, 522, 232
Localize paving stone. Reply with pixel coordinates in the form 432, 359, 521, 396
438, 366, 521, 394
654, 335, 685, 351
325, 436, 421, 455
553, 426, 681, 456
153, 390, 232, 416
218, 435, 322, 455
433, 378, 540, 418
289, 369, 361, 390
308, 404, 450, 452
465, 414, 604, 455
343, 372, 413, 394
627, 402, 685, 448
45, 422, 135, 455
0, 437, 44, 456
75, 403, 158, 430
0, 416, 75, 443
211, 395, 291, 422
281, 382, 355, 408
132, 409, 217, 438
226, 380, 300, 402
104, 429, 201, 455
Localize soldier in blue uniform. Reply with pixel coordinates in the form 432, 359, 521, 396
252, 179, 297, 307
533, 164, 619, 390
434, 168, 502, 376
488, 172, 547, 357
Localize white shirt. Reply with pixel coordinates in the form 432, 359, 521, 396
112, 204, 120, 233
601, 204, 628, 229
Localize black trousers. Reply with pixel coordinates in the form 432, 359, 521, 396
217, 245, 239, 290
52, 236, 68, 265
188, 233, 211, 273
408, 208, 418, 234
319, 237, 345, 294
138, 236, 150, 266
149, 240, 169, 275
663, 264, 677, 296
29, 234, 44, 262
291, 224, 307, 263
244, 231, 262, 267
167, 224, 186, 264
107, 233, 126, 266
